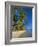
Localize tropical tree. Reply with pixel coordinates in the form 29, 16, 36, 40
12, 8, 28, 31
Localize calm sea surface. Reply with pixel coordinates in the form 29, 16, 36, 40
19, 29, 32, 38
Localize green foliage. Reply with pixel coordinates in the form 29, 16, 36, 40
13, 8, 27, 31
20, 11, 25, 19
13, 15, 17, 22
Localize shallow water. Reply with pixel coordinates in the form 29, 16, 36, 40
19, 29, 32, 38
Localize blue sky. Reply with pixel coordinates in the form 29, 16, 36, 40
22, 7, 32, 29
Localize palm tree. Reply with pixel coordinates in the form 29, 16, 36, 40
12, 8, 28, 31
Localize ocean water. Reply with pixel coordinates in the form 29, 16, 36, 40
19, 29, 32, 38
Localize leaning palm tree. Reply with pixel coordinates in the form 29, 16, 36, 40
12, 8, 28, 31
